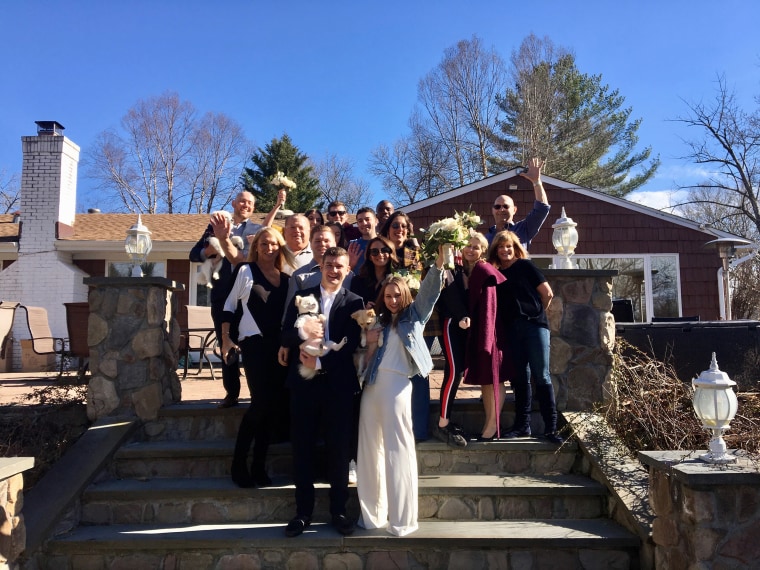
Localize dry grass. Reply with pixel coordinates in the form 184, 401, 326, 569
0, 380, 89, 489
604, 339, 760, 458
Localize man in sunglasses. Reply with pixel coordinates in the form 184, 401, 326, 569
485, 158, 550, 250
326, 201, 361, 242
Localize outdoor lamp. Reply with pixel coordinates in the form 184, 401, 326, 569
124, 214, 152, 277
692, 353, 738, 464
551, 207, 579, 269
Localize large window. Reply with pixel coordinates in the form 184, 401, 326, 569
189, 263, 212, 307
533, 254, 681, 322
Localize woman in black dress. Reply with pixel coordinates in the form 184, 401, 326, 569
221, 227, 297, 486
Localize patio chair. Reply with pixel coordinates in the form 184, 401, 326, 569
182, 305, 218, 381
64, 302, 90, 382
0, 301, 20, 361
20, 305, 69, 376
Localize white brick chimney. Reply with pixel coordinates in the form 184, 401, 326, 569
0, 121, 89, 370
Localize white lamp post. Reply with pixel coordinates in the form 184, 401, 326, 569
551, 207, 579, 269
692, 353, 738, 464
124, 215, 152, 277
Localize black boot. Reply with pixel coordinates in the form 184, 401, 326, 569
231, 459, 255, 488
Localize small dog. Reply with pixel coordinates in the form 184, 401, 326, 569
351, 308, 383, 380
294, 294, 347, 379
197, 211, 245, 288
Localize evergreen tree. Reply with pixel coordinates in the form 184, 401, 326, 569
241, 134, 322, 213
492, 36, 659, 197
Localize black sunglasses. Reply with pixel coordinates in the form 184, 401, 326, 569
390, 222, 408, 229
368, 247, 393, 256
492, 204, 509, 210
328, 210, 346, 217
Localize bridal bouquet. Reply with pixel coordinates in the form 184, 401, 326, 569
391, 268, 422, 292
271, 171, 297, 190
420, 210, 481, 269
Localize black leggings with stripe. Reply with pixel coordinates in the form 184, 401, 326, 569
439, 317, 468, 420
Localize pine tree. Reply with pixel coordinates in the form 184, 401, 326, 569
492, 37, 659, 197
240, 134, 322, 213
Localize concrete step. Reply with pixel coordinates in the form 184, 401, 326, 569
110, 438, 578, 480
138, 397, 551, 443
44, 519, 639, 569
80, 474, 607, 525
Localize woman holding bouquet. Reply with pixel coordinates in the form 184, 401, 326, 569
357, 246, 445, 536
433, 232, 490, 447
220, 227, 297, 487
489, 231, 562, 444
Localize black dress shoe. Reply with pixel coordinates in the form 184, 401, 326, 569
331, 514, 355, 535
285, 516, 311, 537
217, 395, 239, 409
230, 461, 255, 488
251, 466, 272, 487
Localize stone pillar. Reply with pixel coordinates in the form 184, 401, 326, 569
544, 269, 617, 411
639, 450, 760, 569
84, 277, 184, 421
0, 457, 34, 570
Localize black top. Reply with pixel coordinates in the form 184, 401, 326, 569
243, 263, 290, 341
436, 265, 469, 322
497, 259, 548, 328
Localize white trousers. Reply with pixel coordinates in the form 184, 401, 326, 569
357, 369, 419, 536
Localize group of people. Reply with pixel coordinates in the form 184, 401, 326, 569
188, 158, 561, 538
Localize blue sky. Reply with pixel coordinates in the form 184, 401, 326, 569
2, 0, 759, 213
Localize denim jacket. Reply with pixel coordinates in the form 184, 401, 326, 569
363, 265, 444, 386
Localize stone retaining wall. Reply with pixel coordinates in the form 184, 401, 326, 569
0, 458, 34, 570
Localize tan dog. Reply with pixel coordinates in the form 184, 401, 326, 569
351, 308, 383, 381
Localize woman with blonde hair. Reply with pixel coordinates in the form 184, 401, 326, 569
434, 231, 489, 447
357, 247, 445, 536
221, 227, 297, 486
488, 231, 561, 443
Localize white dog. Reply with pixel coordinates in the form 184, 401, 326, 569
294, 294, 347, 379
197, 211, 245, 288
350, 308, 383, 381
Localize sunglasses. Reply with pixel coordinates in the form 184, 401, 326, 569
492, 204, 510, 210
390, 222, 408, 230
328, 210, 346, 217
369, 246, 393, 256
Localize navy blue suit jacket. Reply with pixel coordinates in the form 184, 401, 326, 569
282, 285, 364, 393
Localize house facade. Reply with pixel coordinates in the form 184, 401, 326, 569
0, 122, 749, 370
402, 171, 747, 322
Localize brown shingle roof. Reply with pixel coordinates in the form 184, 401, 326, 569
59, 213, 274, 242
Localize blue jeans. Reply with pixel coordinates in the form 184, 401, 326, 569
410, 373, 430, 441
505, 320, 557, 434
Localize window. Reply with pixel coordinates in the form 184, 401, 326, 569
533, 254, 682, 322
189, 264, 212, 307
107, 261, 166, 278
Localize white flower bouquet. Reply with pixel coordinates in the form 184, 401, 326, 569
420, 210, 481, 269
271, 171, 297, 190
390, 268, 422, 293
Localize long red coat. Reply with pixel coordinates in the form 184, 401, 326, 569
462, 262, 512, 385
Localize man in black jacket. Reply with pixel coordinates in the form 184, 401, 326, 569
278, 247, 364, 537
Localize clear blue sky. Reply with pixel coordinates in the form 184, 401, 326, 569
2, 0, 759, 213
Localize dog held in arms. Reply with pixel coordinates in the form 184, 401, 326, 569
197, 211, 245, 288
350, 307, 383, 381
294, 294, 347, 379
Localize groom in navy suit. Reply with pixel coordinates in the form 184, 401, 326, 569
278, 246, 364, 537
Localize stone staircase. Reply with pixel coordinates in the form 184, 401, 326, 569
37, 401, 640, 569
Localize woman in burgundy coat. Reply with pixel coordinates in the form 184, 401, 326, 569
462, 256, 511, 440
